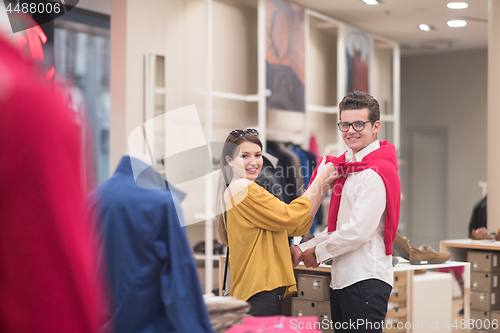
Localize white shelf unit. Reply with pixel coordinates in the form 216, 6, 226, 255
193, 0, 400, 294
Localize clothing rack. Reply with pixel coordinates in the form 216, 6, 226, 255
265, 140, 323, 233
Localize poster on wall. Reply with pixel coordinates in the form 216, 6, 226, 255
344, 24, 371, 95
265, 0, 305, 112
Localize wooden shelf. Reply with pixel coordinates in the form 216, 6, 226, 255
194, 254, 224, 261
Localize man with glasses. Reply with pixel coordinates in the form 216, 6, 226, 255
291, 91, 401, 333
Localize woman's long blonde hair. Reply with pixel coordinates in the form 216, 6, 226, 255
215, 132, 263, 245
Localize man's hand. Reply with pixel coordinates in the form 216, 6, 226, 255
302, 247, 320, 268
290, 246, 303, 268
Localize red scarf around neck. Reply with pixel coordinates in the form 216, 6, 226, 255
309, 140, 401, 255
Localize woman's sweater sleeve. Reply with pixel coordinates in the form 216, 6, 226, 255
234, 183, 313, 235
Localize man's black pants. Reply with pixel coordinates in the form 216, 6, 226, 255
329, 279, 392, 332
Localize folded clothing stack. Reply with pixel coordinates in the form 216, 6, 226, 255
203, 295, 250, 333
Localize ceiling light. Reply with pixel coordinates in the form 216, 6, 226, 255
419, 24, 434, 32
447, 20, 467, 27
447, 2, 469, 9
361, 0, 380, 5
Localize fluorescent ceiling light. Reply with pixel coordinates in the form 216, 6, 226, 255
447, 2, 468, 9
447, 20, 467, 27
419, 24, 433, 32
361, 0, 380, 5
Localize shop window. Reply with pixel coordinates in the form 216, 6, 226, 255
54, 9, 110, 184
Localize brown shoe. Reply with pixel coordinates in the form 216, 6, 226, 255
496, 229, 500, 242
409, 245, 451, 265
392, 233, 411, 260
471, 227, 495, 240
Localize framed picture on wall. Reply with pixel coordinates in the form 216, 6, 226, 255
344, 24, 371, 94
265, 0, 305, 112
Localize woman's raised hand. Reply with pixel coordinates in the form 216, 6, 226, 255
316, 156, 340, 186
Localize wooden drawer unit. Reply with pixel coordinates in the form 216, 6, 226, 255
384, 272, 407, 333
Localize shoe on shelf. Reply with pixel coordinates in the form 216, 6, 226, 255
496, 229, 500, 242
393, 233, 411, 260
471, 227, 495, 240
409, 245, 451, 265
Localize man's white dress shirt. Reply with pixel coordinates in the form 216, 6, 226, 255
298, 140, 393, 290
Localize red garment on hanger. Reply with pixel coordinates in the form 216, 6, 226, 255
309, 140, 400, 255
308, 135, 320, 162
0, 36, 109, 333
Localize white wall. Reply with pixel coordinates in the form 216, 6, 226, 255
211, 0, 258, 139
190, 0, 260, 252
401, 48, 487, 241
372, 45, 394, 143
306, 16, 338, 153
110, 0, 208, 168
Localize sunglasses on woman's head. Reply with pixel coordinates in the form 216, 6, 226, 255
230, 128, 259, 137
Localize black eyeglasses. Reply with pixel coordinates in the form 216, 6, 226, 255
337, 120, 372, 132
230, 128, 259, 137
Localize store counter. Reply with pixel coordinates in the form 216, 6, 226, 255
440, 238, 500, 257
441, 238, 500, 326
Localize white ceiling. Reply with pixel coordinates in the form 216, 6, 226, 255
77, 0, 488, 55
291, 0, 488, 55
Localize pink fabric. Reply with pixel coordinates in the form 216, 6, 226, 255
225, 316, 322, 332
436, 266, 465, 276
309, 135, 320, 163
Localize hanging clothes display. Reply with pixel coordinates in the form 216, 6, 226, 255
265, 141, 323, 232
266, 141, 296, 204
255, 155, 284, 201
279, 142, 304, 198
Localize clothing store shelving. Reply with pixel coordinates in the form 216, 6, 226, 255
191, 0, 401, 294
439, 239, 498, 322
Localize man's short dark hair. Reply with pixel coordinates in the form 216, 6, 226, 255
339, 91, 380, 122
